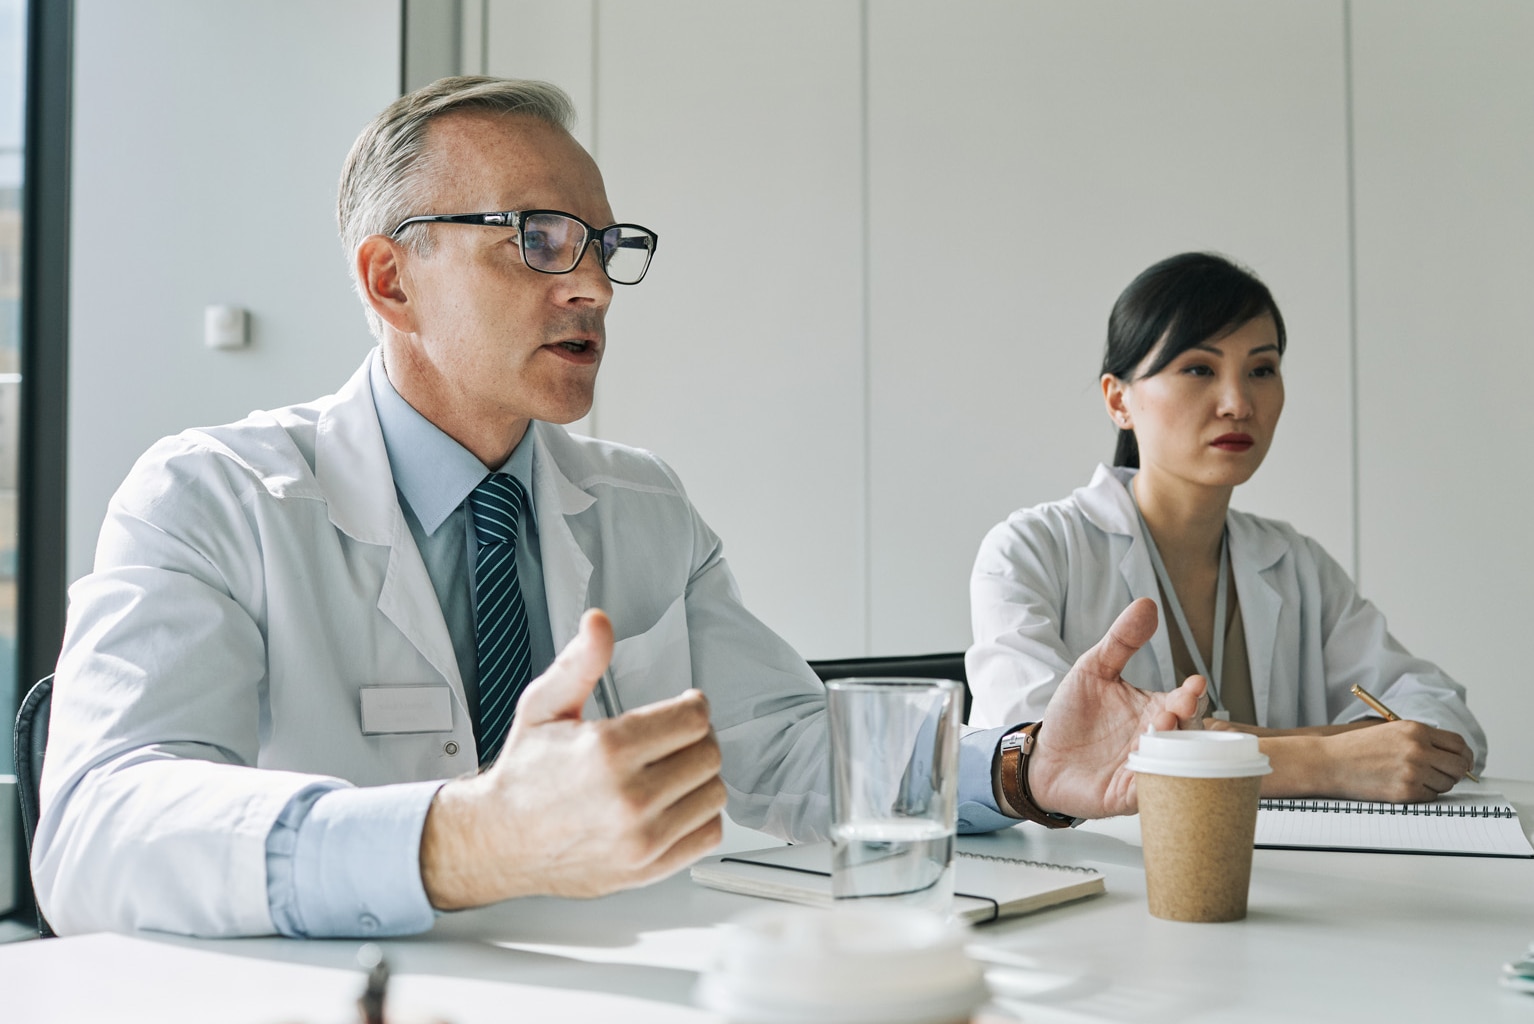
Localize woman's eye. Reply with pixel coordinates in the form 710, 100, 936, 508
522, 230, 550, 252
1180, 364, 1214, 377
1252, 364, 1279, 378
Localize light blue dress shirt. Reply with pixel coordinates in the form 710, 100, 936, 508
265, 353, 1014, 936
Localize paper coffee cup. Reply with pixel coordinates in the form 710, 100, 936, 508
1128, 731, 1271, 923
695, 904, 988, 1024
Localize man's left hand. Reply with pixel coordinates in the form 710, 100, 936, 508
1023, 598, 1206, 819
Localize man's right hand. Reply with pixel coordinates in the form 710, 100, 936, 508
418, 609, 726, 910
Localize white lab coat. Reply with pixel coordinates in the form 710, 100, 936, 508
34, 351, 831, 937
967, 464, 1487, 770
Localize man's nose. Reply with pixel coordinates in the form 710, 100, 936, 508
558, 238, 615, 305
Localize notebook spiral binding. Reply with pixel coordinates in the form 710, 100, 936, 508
1259, 798, 1514, 818
956, 850, 1099, 873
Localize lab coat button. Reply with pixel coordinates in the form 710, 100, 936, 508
358, 913, 380, 933
444, 741, 460, 756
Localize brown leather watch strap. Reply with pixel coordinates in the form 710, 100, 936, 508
999, 722, 1078, 829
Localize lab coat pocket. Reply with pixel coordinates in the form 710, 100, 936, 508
606, 594, 693, 712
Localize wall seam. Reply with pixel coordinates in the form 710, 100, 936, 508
1344, 0, 1362, 586
479, 0, 489, 75
859, 0, 873, 656
589, 0, 602, 439
398, 0, 408, 94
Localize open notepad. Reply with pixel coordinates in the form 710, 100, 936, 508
690, 834, 1104, 924
1254, 791, 1534, 858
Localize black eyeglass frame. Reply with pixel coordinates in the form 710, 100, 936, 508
388, 209, 659, 285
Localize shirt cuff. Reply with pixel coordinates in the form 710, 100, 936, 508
265, 779, 446, 938
956, 725, 1015, 833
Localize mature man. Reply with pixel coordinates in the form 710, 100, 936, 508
34, 78, 1203, 938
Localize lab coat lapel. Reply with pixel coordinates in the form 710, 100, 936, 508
1117, 529, 1177, 691
1228, 512, 1286, 728
314, 351, 465, 704
1078, 464, 1176, 690
529, 422, 597, 652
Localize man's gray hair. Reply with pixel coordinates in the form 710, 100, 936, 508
337, 76, 577, 337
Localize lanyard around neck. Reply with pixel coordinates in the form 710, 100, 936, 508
1132, 497, 1228, 712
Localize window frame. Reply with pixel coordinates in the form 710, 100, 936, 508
8, 0, 71, 928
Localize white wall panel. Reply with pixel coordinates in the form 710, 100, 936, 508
570, 1, 866, 658
485, 0, 595, 151
68, 0, 400, 581
866, 0, 1354, 654
62, 5, 1534, 794
1353, 0, 1534, 778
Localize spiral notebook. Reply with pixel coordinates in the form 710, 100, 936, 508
1254, 792, 1534, 858
690, 834, 1104, 924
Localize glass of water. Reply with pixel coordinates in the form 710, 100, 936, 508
826, 678, 964, 916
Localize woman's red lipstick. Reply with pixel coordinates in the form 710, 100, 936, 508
1211, 433, 1254, 452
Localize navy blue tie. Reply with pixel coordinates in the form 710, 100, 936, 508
469, 474, 533, 767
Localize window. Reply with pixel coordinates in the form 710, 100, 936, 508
6, 0, 68, 928
0, 0, 25, 778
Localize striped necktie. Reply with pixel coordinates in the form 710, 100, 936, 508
468, 473, 533, 767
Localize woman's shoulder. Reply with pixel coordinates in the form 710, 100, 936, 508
1225, 506, 1348, 579
978, 465, 1134, 560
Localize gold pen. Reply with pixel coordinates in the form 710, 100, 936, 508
1350, 684, 1481, 783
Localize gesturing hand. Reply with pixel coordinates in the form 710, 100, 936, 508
420, 609, 726, 910
1026, 598, 1206, 820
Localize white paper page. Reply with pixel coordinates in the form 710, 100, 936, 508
1254, 792, 1534, 856
1, 933, 718, 1024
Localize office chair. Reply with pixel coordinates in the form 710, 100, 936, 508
13, 674, 54, 937
807, 652, 970, 722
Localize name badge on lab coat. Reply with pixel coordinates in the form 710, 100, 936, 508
359, 685, 455, 735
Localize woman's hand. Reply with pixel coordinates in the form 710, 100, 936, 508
1204, 719, 1277, 736
1205, 719, 1376, 739
1257, 720, 1474, 802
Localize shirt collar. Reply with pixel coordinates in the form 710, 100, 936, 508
369, 350, 538, 536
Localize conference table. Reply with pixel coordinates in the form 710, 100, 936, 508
4, 780, 1533, 1023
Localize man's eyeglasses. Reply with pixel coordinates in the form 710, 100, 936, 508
389, 209, 658, 285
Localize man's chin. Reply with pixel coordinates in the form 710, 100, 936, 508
533, 393, 596, 427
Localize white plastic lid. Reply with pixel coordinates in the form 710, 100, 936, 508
694, 904, 988, 1024
1126, 729, 1272, 778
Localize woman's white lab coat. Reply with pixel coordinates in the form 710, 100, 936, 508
967, 464, 1487, 770
33, 351, 831, 937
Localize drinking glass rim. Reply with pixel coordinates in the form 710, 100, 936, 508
823, 677, 964, 694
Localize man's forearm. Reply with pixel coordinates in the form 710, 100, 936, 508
419, 774, 522, 910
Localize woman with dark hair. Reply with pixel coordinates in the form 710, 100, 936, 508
967, 253, 1486, 801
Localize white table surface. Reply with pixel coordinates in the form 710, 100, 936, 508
4, 779, 1533, 1024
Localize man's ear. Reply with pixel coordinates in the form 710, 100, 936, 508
356, 235, 417, 335
1101, 373, 1133, 430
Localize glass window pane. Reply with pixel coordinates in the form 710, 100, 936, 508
0, 0, 25, 772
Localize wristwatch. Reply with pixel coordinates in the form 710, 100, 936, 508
998, 722, 1079, 829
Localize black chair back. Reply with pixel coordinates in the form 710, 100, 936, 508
807, 653, 970, 721
14, 674, 54, 937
